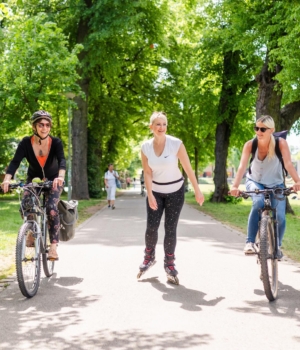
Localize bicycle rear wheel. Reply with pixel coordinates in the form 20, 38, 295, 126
16, 222, 41, 298
42, 225, 55, 277
259, 216, 278, 301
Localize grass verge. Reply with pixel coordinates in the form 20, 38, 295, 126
185, 184, 300, 262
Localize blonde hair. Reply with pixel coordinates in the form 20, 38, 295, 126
256, 115, 275, 159
149, 111, 168, 125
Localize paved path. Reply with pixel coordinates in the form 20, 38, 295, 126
1, 190, 300, 349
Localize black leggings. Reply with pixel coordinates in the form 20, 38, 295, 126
145, 184, 184, 255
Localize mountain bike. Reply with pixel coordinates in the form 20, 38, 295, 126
4, 181, 55, 298
238, 187, 294, 301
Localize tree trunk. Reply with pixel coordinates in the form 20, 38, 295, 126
212, 121, 231, 202
211, 50, 240, 202
72, 84, 89, 199
255, 53, 283, 123
70, 0, 92, 199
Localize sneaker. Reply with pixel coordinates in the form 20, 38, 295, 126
48, 245, 59, 261
108, 205, 111, 208
277, 248, 283, 261
26, 230, 35, 247
112, 205, 115, 210
244, 242, 256, 255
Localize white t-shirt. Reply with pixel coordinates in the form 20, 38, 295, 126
105, 170, 119, 188
141, 135, 183, 193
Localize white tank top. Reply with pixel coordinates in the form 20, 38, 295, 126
141, 135, 184, 193
246, 149, 283, 187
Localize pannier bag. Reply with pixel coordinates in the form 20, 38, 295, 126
58, 199, 79, 242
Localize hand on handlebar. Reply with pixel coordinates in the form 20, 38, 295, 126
1, 181, 10, 193
228, 187, 241, 197
292, 181, 300, 192
53, 177, 64, 190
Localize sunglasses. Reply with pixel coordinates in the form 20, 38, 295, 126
37, 122, 51, 128
253, 126, 270, 133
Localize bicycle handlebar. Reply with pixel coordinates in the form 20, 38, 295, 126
0, 181, 53, 193
237, 187, 296, 200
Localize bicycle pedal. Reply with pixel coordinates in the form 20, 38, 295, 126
48, 257, 59, 261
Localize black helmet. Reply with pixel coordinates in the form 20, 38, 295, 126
31, 110, 52, 124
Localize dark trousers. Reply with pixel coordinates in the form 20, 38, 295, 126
145, 184, 184, 255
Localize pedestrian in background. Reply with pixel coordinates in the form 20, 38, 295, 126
104, 163, 120, 210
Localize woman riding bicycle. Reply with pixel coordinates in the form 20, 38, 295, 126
230, 115, 300, 257
1, 110, 66, 260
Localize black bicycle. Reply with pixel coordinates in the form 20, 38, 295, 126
238, 187, 294, 301
7, 181, 55, 297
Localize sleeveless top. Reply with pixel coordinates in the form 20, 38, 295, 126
246, 148, 283, 187
141, 135, 183, 193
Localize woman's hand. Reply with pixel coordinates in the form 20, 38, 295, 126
195, 189, 205, 206
293, 181, 300, 192
147, 194, 158, 210
229, 186, 240, 197
53, 177, 64, 190
1, 181, 10, 193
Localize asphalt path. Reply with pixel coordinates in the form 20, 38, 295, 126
1, 189, 300, 350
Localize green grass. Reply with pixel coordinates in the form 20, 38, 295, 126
186, 183, 300, 262
0, 192, 108, 279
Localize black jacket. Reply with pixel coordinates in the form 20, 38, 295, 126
6, 136, 66, 182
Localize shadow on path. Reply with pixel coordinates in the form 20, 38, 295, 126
0, 274, 100, 347
139, 277, 225, 311
231, 281, 300, 322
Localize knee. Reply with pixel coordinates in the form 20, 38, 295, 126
252, 196, 264, 210
47, 207, 59, 218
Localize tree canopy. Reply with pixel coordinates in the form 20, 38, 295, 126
1, 0, 299, 199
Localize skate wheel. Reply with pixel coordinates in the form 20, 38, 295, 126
137, 271, 143, 279
167, 275, 179, 285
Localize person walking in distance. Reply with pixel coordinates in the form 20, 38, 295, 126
104, 163, 120, 209
1, 110, 66, 260
230, 115, 300, 257
137, 111, 205, 284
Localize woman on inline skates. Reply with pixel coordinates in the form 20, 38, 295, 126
137, 111, 204, 284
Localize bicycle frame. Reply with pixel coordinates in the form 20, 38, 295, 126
23, 190, 47, 256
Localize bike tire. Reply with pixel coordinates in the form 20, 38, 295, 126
16, 222, 41, 298
259, 216, 278, 301
42, 225, 55, 277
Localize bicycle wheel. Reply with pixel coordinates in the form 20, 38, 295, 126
16, 222, 41, 298
259, 216, 278, 301
42, 225, 55, 277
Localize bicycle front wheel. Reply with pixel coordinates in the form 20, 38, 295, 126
42, 225, 55, 277
16, 222, 41, 298
259, 216, 278, 301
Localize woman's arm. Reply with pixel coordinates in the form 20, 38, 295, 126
229, 141, 252, 196
280, 138, 300, 191
141, 150, 157, 210
177, 143, 204, 206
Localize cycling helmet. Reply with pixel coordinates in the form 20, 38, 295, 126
31, 110, 52, 124
31, 110, 52, 144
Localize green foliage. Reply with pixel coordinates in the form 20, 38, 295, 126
0, 10, 81, 132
